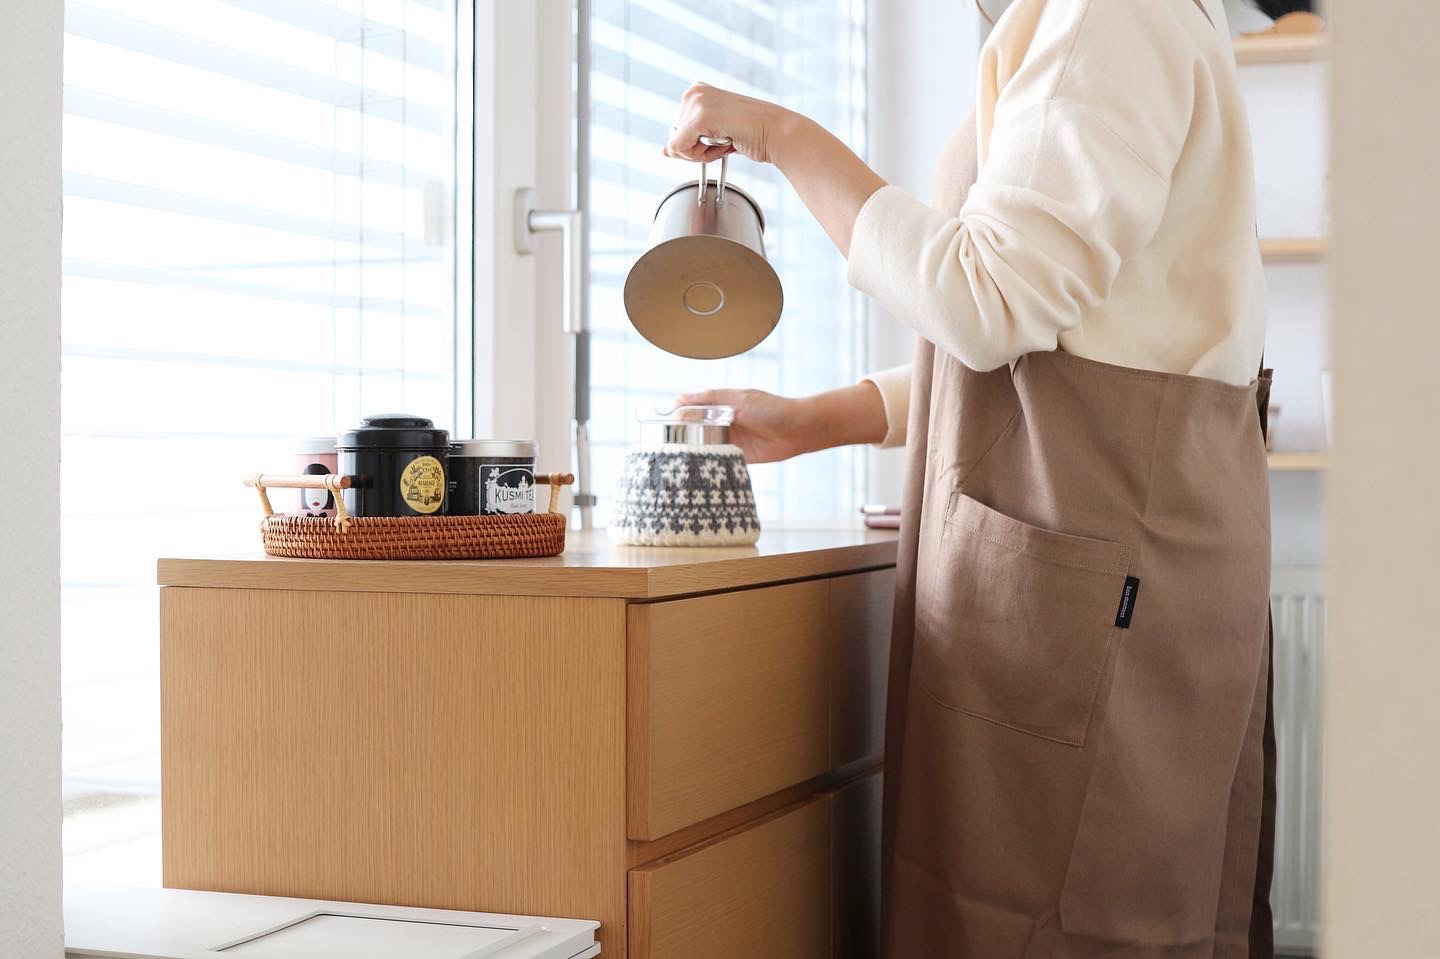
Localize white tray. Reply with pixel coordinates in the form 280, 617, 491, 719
65, 885, 600, 959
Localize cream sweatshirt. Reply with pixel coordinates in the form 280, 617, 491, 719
853, 0, 1266, 448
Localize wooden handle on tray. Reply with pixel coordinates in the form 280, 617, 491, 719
244, 474, 354, 491
246, 473, 353, 526
536, 472, 575, 515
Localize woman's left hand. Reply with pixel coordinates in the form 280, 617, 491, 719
664, 82, 797, 166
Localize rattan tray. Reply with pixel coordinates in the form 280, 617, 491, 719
244, 471, 574, 560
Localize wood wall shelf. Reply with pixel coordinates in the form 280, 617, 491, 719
1235, 33, 1327, 65
1261, 238, 1328, 262
1268, 452, 1330, 472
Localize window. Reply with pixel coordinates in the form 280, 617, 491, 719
585, 0, 869, 525
60, 0, 467, 883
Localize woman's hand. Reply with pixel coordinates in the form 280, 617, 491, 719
663, 83, 798, 166
677, 383, 888, 464
676, 389, 813, 464
663, 82, 886, 255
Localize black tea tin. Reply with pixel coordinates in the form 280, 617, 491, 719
337, 415, 450, 517
448, 439, 539, 516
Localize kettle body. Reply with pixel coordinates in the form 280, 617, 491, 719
623, 155, 783, 359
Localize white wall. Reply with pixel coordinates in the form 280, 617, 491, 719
1324, 0, 1440, 953
0, 0, 65, 955
473, 0, 541, 444
865, 0, 983, 505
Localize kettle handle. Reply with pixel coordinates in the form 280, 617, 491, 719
698, 135, 733, 207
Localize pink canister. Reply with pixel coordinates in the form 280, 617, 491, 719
294, 437, 339, 516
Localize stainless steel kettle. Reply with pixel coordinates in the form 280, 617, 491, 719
623, 137, 783, 360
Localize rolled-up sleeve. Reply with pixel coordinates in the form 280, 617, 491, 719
847, 95, 1174, 372
860, 364, 912, 448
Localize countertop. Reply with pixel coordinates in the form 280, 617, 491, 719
157, 527, 899, 600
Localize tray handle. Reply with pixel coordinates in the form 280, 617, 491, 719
246, 474, 354, 528
537, 472, 576, 515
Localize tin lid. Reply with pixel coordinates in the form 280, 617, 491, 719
636, 404, 734, 427
294, 436, 337, 455
637, 405, 733, 446
338, 415, 450, 450
451, 439, 538, 459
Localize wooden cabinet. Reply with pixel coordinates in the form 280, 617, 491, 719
159, 530, 896, 959
629, 772, 882, 959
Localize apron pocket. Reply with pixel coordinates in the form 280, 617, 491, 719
914, 493, 1134, 746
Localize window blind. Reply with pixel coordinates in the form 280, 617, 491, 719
60, 0, 464, 882
585, 0, 869, 526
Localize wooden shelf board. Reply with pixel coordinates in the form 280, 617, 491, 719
1260, 237, 1328, 262
1235, 33, 1327, 65
157, 527, 900, 599
1268, 452, 1330, 472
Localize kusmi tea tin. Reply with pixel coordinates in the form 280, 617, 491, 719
448, 439, 539, 516
337, 415, 450, 518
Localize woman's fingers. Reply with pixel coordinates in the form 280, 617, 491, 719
664, 81, 774, 163
664, 129, 734, 161
663, 131, 708, 161
699, 142, 734, 160
676, 389, 744, 408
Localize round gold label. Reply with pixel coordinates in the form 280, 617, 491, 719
400, 455, 445, 514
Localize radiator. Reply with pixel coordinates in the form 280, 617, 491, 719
1269, 566, 1325, 955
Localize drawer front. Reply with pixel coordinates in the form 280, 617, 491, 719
629, 794, 832, 959
627, 571, 893, 840
628, 580, 830, 839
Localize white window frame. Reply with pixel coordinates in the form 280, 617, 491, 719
469, 0, 985, 511
470, 0, 576, 474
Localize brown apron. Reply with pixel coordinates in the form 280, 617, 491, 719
881, 121, 1277, 958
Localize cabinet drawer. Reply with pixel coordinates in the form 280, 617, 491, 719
629, 793, 832, 959
627, 571, 893, 840
628, 770, 883, 959
627, 580, 828, 840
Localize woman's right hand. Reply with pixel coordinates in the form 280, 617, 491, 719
677, 382, 888, 464
676, 389, 814, 464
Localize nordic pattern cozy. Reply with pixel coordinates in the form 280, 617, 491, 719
608, 445, 761, 547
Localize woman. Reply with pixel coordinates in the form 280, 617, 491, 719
666, 0, 1276, 956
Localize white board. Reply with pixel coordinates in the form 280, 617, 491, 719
65, 885, 600, 959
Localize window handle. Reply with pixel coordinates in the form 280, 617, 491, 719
513, 187, 594, 530
514, 187, 585, 336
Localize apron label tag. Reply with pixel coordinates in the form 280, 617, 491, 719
1115, 576, 1141, 629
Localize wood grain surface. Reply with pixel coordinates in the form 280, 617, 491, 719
628, 794, 833, 959
157, 528, 899, 599
161, 587, 630, 956
627, 570, 893, 841
161, 541, 898, 957
627, 580, 832, 840
626, 759, 881, 870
